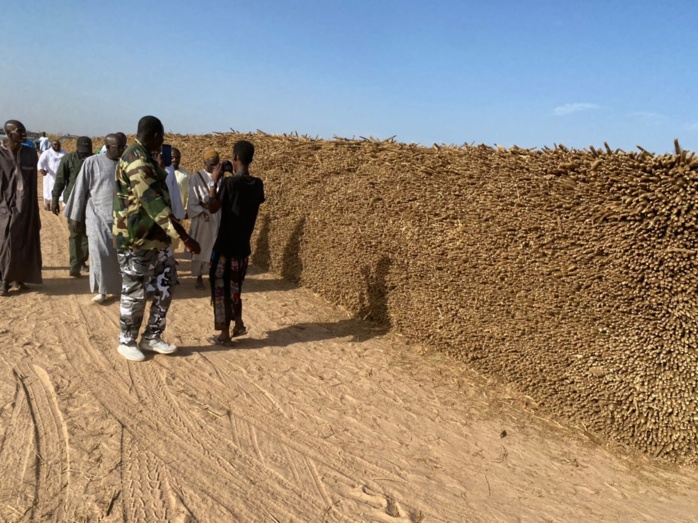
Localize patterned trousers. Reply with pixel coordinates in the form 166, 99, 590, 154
117, 248, 177, 345
210, 252, 248, 331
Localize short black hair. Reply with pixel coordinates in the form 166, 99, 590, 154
3, 120, 22, 134
233, 140, 254, 166
137, 116, 163, 139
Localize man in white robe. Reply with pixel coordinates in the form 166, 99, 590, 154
63, 134, 125, 303
187, 149, 221, 290
172, 147, 191, 211
37, 140, 66, 210
165, 161, 185, 252
165, 148, 192, 253
38, 132, 51, 153
165, 163, 185, 220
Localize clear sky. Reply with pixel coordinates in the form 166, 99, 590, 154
1, 1, 696, 153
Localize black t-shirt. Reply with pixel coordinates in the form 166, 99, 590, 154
213, 173, 265, 258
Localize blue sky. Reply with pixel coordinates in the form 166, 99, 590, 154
1, 1, 696, 153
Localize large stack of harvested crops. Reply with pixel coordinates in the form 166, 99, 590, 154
70, 132, 698, 463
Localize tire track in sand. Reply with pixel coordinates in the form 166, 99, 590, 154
121, 429, 198, 522
0, 370, 37, 522
59, 296, 350, 522
0, 364, 71, 522
83, 286, 450, 521
17, 363, 71, 521
163, 350, 446, 521
153, 351, 446, 522
38, 207, 460, 522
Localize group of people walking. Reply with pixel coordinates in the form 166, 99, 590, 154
0, 116, 265, 362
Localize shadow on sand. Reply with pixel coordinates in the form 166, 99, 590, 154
38, 276, 93, 297
175, 316, 389, 357
173, 221, 395, 356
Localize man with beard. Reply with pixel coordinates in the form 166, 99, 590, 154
52, 136, 92, 277
64, 134, 126, 304
187, 149, 222, 290
0, 120, 42, 296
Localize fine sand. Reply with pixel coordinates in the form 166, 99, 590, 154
1, 209, 697, 522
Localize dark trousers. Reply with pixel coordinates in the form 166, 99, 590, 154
68, 218, 89, 271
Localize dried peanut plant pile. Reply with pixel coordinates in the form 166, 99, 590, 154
71, 133, 698, 463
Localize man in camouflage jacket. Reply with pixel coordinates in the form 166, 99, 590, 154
113, 116, 200, 362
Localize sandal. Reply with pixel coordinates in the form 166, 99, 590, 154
209, 335, 233, 346
232, 326, 248, 338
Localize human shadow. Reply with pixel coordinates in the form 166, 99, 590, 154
39, 276, 94, 296
175, 316, 389, 356
243, 267, 293, 293
173, 278, 212, 300
357, 256, 393, 327
251, 214, 271, 270
176, 255, 394, 356
174, 266, 292, 300
41, 266, 72, 271
281, 217, 305, 284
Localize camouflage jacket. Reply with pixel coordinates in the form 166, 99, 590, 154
113, 140, 180, 251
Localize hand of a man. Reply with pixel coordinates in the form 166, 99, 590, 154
51, 202, 60, 215
183, 237, 201, 255
202, 212, 210, 223
211, 163, 223, 183
69, 219, 79, 233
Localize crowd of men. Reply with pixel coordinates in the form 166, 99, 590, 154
0, 116, 265, 362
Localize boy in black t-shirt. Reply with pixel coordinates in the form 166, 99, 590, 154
207, 140, 265, 343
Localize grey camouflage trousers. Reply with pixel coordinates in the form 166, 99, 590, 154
117, 248, 177, 345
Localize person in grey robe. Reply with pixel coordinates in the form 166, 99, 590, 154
64, 134, 125, 303
0, 120, 42, 296
187, 149, 222, 290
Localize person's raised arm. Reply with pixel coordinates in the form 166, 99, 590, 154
207, 162, 224, 214
186, 170, 212, 218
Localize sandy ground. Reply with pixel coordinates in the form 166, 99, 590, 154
1, 210, 698, 522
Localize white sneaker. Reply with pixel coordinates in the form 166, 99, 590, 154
139, 337, 177, 354
92, 293, 106, 304
118, 343, 146, 362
